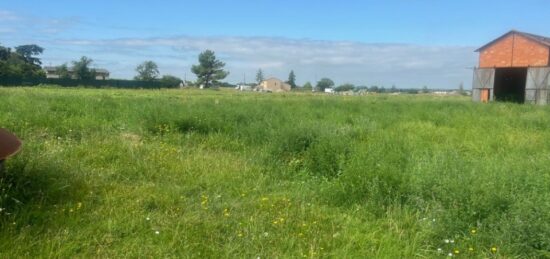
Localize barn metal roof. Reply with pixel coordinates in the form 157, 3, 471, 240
475, 30, 550, 52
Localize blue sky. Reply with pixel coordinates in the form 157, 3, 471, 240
1, 0, 550, 88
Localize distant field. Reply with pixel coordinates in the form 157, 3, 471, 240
1, 87, 550, 258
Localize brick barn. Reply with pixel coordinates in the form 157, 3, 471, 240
472, 30, 550, 104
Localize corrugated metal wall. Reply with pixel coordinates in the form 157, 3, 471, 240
526, 67, 550, 105
472, 68, 495, 102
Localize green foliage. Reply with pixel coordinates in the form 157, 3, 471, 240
422, 85, 429, 93
71, 56, 96, 80
56, 63, 71, 79
334, 83, 355, 92
302, 81, 313, 90
1, 88, 550, 258
255, 69, 264, 84
135, 61, 160, 81
0, 78, 180, 88
160, 75, 182, 86
191, 50, 229, 88
316, 78, 334, 91
0, 43, 45, 80
287, 70, 297, 89
14, 44, 44, 66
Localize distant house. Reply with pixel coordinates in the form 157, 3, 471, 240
43, 66, 110, 80
236, 84, 254, 91
324, 88, 334, 94
257, 78, 291, 92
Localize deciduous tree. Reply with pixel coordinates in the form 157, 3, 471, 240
14, 44, 44, 66
316, 78, 334, 91
56, 63, 71, 79
135, 61, 160, 81
303, 81, 313, 90
335, 83, 355, 92
72, 56, 96, 80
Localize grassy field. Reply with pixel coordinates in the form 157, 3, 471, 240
1, 87, 550, 258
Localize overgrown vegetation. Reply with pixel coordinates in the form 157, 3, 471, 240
1, 87, 549, 257
0, 44, 45, 80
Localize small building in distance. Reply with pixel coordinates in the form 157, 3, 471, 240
257, 78, 291, 92
472, 30, 550, 104
43, 66, 110, 80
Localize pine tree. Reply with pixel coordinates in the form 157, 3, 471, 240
256, 69, 264, 84
287, 70, 296, 89
191, 50, 229, 88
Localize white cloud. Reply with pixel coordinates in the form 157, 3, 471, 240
53, 36, 477, 88
1, 8, 477, 88
0, 9, 79, 36
0, 10, 20, 21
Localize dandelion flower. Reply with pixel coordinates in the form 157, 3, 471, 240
146, 217, 150, 221
468, 247, 474, 252
471, 228, 477, 234
454, 249, 459, 254
491, 247, 497, 253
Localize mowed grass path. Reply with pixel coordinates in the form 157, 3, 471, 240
1, 87, 550, 258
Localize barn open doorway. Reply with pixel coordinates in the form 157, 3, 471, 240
494, 68, 528, 103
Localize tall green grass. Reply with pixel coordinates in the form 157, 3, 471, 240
1, 87, 550, 257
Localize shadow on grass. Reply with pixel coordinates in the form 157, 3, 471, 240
0, 156, 88, 227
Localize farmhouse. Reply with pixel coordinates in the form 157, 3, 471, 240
43, 66, 110, 80
472, 30, 550, 104
257, 78, 291, 92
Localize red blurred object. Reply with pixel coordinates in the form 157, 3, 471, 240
0, 128, 22, 160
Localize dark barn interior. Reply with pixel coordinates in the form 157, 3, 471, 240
494, 68, 528, 103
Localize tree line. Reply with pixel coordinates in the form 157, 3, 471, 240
1, 43, 446, 92
0, 44, 45, 79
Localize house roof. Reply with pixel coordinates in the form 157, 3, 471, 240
263, 77, 284, 82
43, 66, 110, 74
475, 30, 550, 52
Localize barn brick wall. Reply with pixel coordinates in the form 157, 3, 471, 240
479, 33, 549, 68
